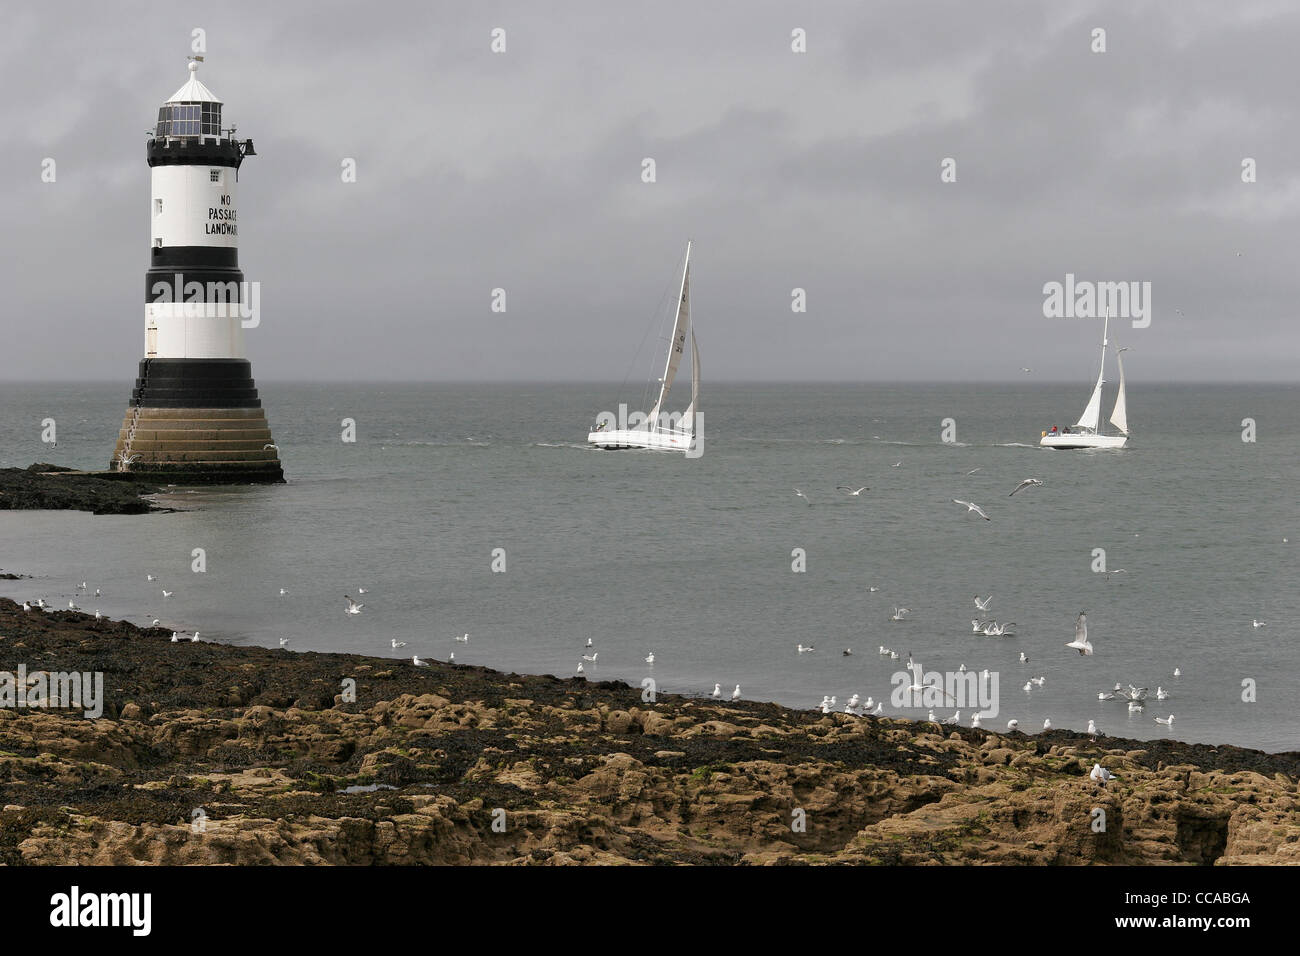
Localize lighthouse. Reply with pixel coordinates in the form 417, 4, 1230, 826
109, 58, 283, 483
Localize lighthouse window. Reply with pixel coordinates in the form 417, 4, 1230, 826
210, 169, 221, 183
155, 199, 163, 216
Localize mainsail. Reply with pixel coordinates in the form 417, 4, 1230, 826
646, 241, 691, 430
1109, 344, 1129, 435
680, 329, 700, 435
1075, 314, 1109, 431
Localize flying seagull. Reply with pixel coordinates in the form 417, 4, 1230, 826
1066, 611, 1093, 655
793, 488, 811, 504
1009, 478, 1043, 497
974, 595, 992, 611
952, 499, 991, 520
837, 486, 869, 496
345, 596, 364, 615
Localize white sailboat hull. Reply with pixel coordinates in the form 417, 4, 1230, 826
588, 428, 693, 451
1040, 433, 1127, 449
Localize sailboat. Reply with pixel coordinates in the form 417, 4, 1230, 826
1040, 313, 1130, 449
588, 242, 700, 452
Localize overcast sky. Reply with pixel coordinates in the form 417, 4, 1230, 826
2, 0, 1298, 382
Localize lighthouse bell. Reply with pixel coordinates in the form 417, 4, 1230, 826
110, 59, 283, 483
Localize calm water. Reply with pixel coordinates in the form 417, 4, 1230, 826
1, 382, 1297, 752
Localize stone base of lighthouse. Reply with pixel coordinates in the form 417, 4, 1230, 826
108, 359, 284, 484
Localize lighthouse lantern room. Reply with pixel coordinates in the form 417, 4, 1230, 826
110, 58, 283, 483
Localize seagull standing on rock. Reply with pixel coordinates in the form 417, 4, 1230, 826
1090, 763, 1117, 787
731, 685, 742, 701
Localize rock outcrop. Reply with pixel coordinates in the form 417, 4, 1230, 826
0, 598, 1295, 865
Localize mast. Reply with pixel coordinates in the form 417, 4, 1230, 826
646, 241, 691, 432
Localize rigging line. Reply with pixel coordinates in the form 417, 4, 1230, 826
610, 245, 686, 416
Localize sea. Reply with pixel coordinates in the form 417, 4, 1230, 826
1, 382, 1296, 752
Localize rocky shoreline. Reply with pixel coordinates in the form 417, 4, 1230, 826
0, 464, 164, 515
0, 596, 1296, 865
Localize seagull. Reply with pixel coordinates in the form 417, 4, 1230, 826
1042, 718, 1052, 730
279, 588, 288, 596
279, 637, 289, 646
1020, 652, 1029, 663
842, 648, 853, 656
974, 595, 993, 612
21, 602, 30, 612
162, 590, 173, 598
1087, 719, 1100, 737
872, 702, 883, 715
1023, 681, 1033, 692
582, 652, 598, 663
731, 685, 741, 701
793, 488, 811, 504
170, 632, 180, 643
971, 619, 986, 633
94, 610, 101, 620
190, 632, 200, 642
1154, 714, 1175, 726
94, 588, 100, 597
1098, 691, 1118, 700
878, 645, 890, 656
971, 713, 982, 728
837, 486, 869, 496
1090, 763, 1117, 787
390, 639, 407, 648
890, 607, 910, 622
958, 664, 967, 672
797, 644, 815, 654
1155, 687, 1169, 700
152, 619, 160, 626
904, 662, 957, 704
1173, 667, 1181, 678
1007, 719, 1019, 730
78, 581, 86, 590
358, 588, 368, 595
412, 655, 429, 666
645, 652, 655, 664
1009, 478, 1043, 497
847, 694, 861, 709
952, 499, 991, 520
68, 600, 79, 610
1030, 676, 1046, 686
1066, 611, 1093, 655
1020, 367, 1032, 373
585, 637, 593, 647
1252, 619, 1267, 628
892, 461, 902, 468
966, 468, 982, 476
345, 596, 364, 615
1128, 700, 1144, 713
576, 661, 584, 674
455, 633, 470, 644
263, 443, 279, 451
147, 574, 156, 582
943, 711, 961, 726
711, 683, 722, 699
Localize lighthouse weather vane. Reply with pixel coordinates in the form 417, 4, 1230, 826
108, 55, 282, 483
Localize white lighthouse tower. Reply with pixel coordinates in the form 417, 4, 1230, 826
110, 57, 283, 483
